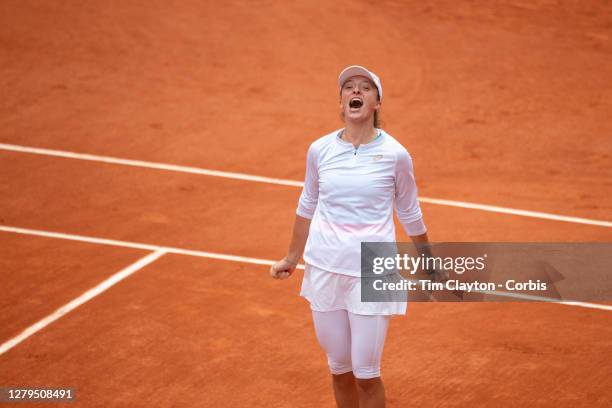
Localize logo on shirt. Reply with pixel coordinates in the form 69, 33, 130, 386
372, 154, 383, 162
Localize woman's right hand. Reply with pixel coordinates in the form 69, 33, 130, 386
270, 257, 298, 279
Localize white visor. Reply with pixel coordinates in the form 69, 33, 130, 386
338, 65, 383, 101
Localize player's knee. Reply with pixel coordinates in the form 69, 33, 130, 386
332, 371, 355, 388
355, 375, 382, 394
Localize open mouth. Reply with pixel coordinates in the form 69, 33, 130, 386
349, 98, 363, 109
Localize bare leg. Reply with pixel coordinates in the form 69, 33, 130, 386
331, 371, 359, 408
355, 377, 386, 408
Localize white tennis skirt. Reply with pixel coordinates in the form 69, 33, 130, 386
300, 263, 407, 316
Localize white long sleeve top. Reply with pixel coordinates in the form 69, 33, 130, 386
297, 128, 427, 277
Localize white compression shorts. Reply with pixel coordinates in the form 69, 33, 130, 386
300, 264, 407, 316
311, 309, 390, 379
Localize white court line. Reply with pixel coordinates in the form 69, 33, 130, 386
0, 143, 303, 187
0, 225, 303, 270
474, 289, 612, 311
1, 224, 609, 311
400, 278, 612, 311
1, 142, 611, 228
417, 197, 612, 228
0, 249, 167, 356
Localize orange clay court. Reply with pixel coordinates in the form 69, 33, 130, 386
0, 1, 611, 407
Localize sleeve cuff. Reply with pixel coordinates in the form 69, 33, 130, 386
402, 217, 427, 236
296, 207, 314, 220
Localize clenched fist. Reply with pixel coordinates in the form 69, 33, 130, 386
270, 257, 298, 279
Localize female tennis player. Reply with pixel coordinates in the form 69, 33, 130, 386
270, 65, 431, 408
